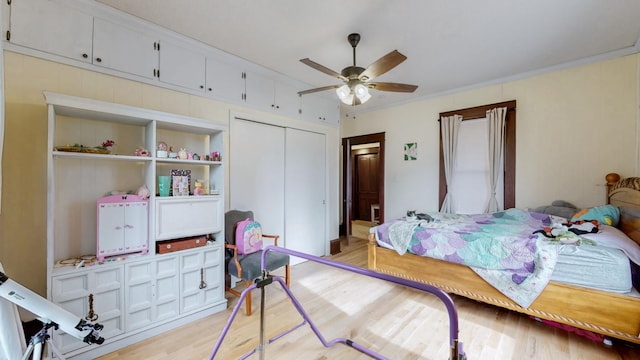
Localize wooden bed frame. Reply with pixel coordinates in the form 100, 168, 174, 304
368, 173, 640, 344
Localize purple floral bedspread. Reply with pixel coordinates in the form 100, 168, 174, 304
374, 208, 559, 307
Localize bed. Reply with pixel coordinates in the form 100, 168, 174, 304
367, 173, 640, 344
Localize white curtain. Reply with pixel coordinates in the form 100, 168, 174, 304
439, 114, 462, 213
484, 107, 507, 213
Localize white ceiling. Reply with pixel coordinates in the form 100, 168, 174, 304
96, 0, 640, 114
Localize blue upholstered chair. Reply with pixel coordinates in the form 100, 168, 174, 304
224, 210, 290, 315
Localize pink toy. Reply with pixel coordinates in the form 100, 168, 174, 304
134, 147, 151, 157
530, 317, 609, 344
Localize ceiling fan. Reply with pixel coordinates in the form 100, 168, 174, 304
298, 33, 418, 106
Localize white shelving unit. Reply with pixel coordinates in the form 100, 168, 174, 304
44, 91, 227, 359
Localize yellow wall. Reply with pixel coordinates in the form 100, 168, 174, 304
0, 51, 339, 295
3, 50, 638, 294
342, 54, 639, 219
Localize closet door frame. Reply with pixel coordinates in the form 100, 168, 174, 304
229, 115, 328, 260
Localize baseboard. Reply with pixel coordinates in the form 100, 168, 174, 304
329, 238, 341, 255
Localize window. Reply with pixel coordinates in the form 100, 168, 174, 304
439, 100, 516, 211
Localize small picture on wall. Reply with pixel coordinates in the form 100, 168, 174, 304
404, 142, 417, 161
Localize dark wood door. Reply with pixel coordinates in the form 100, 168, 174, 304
341, 132, 385, 240
354, 153, 379, 221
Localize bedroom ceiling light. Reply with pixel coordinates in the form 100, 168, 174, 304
300, 33, 417, 106
336, 83, 371, 105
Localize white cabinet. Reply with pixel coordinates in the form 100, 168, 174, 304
158, 39, 207, 91
243, 70, 274, 110
8, 0, 93, 63
274, 81, 303, 119
50, 266, 124, 354
45, 92, 227, 359
125, 256, 179, 331
205, 57, 245, 102
244, 71, 301, 118
93, 17, 158, 79
300, 93, 340, 125
155, 196, 222, 241
8, 0, 316, 122
180, 247, 224, 313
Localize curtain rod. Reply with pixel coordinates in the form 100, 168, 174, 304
437, 106, 516, 121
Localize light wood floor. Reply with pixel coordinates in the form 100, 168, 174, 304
98, 237, 639, 359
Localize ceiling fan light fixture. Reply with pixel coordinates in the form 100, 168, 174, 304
336, 84, 354, 105
298, 33, 417, 104
336, 84, 371, 106
336, 84, 350, 99
354, 84, 371, 104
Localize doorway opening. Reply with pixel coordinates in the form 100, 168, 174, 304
341, 132, 385, 244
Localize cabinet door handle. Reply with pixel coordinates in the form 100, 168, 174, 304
85, 293, 99, 321
95, 57, 102, 63
82, 53, 88, 59
199, 268, 207, 289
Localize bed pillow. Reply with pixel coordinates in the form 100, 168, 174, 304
571, 205, 620, 227
532, 200, 578, 220
581, 225, 640, 265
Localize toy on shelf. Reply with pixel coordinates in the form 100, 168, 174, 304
134, 147, 151, 157
194, 180, 204, 196
157, 141, 168, 158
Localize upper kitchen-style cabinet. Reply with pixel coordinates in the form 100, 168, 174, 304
93, 17, 159, 80
244, 71, 302, 119
7, 0, 94, 63
7, 0, 159, 80
5, 0, 341, 124
156, 43, 248, 103
205, 56, 245, 102
157, 38, 207, 92
300, 93, 340, 126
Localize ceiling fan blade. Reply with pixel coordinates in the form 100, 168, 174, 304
368, 82, 418, 93
297, 84, 341, 96
359, 50, 407, 81
300, 58, 347, 81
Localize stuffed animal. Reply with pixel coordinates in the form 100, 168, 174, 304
136, 184, 151, 200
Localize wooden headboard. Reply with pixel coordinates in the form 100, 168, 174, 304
607, 173, 640, 245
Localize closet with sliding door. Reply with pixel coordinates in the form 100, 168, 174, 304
229, 117, 326, 265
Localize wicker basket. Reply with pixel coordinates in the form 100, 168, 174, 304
55, 146, 110, 154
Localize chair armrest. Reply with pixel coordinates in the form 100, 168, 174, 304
224, 244, 243, 279
262, 234, 280, 247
